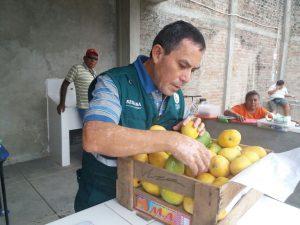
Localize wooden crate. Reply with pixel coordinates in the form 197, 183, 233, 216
116, 156, 263, 225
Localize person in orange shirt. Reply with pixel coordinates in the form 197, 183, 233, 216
224, 90, 270, 122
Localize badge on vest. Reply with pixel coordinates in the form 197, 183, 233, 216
126, 99, 142, 110
173, 93, 180, 111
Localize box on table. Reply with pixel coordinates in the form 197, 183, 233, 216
116, 143, 270, 225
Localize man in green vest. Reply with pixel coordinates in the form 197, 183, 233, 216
74, 20, 210, 212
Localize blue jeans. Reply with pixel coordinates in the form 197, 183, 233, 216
272, 98, 288, 106
268, 98, 288, 112
77, 108, 87, 122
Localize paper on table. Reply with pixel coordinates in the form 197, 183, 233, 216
231, 147, 300, 202
237, 196, 300, 225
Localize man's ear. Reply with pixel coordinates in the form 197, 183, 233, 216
151, 44, 164, 64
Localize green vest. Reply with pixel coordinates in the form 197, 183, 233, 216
75, 64, 186, 212
89, 64, 185, 131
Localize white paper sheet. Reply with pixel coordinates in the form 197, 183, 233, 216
237, 196, 300, 225
231, 147, 300, 202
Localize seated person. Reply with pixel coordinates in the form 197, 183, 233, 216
267, 80, 295, 116
224, 90, 270, 122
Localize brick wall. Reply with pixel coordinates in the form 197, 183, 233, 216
285, 1, 300, 99
140, 0, 299, 113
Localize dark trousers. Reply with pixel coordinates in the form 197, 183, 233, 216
74, 151, 117, 212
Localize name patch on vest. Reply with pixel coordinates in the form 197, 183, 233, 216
173, 93, 180, 111
126, 99, 142, 110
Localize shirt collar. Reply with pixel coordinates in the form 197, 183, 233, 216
83, 62, 89, 69
133, 55, 157, 94
83, 62, 96, 76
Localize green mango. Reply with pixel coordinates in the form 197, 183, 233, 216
161, 188, 184, 205
164, 155, 185, 174
196, 131, 212, 147
209, 142, 222, 154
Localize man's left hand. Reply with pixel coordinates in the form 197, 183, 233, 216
173, 116, 206, 136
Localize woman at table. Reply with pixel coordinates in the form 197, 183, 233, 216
224, 90, 271, 122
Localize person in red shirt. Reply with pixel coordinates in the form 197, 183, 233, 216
224, 90, 270, 122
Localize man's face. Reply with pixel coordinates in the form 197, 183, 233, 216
84, 56, 98, 69
151, 39, 203, 96
277, 84, 284, 90
245, 95, 260, 111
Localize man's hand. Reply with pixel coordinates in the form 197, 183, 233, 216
172, 116, 206, 136
235, 114, 245, 122
170, 132, 211, 176
57, 103, 65, 115
171, 116, 210, 176
285, 94, 295, 98
266, 112, 274, 121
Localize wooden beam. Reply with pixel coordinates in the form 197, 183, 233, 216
116, 0, 140, 66
222, 0, 238, 111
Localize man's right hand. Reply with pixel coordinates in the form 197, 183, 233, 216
170, 132, 211, 176
235, 114, 245, 122
57, 103, 65, 115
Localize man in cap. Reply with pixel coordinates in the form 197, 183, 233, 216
57, 49, 99, 120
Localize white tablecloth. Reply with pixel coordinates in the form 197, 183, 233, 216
46, 196, 300, 225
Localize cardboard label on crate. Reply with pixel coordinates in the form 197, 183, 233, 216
134, 193, 191, 225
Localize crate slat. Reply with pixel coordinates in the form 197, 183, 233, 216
192, 182, 220, 225
219, 182, 245, 210
134, 160, 196, 198
218, 189, 262, 225
116, 157, 134, 209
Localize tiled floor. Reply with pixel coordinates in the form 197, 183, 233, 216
0, 146, 82, 225
1, 146, 300, 225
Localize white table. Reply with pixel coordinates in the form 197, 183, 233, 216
46, 78, 82, 166
46, 196, 300, 225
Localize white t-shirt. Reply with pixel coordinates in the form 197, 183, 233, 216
268, 84, 288, 100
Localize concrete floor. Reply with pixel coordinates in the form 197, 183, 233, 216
1, 145, 300, 225
0, 146, 82, 225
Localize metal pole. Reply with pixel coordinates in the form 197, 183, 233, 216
0, 162, 9, 225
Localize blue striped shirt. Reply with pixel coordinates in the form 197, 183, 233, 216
84, 55, 190, 125
84, 75, 121, 123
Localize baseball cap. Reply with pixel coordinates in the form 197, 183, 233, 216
85, 49, 98, 59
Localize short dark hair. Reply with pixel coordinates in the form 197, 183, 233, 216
151, 20, 206, 57
276, 80, 285, 86
245, 90, 260, 101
